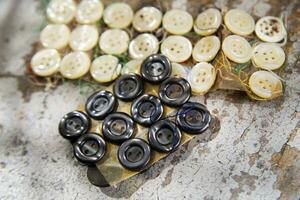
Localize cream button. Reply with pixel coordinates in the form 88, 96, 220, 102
31, 49, 61, 77
194, 8, 222, 36
192, 35, 220, 62
69, 25, 99, 51
161, 35, 192, 62
103, 3, 133, 29
60, 51, 91, 79
171, 62, 188, 79
47, 0, 76, 24
40, 24, 70, 50
76, 0, 104, 24
129, 33, 159, 60
99, 29, 130, 55
132, 6, 162, 32
121, 59, 142, 75
224, 9, 255, 36
162, 9, 193, 35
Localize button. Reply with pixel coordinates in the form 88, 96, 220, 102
121, 59, 142, 75
224, 9, 255, 36
162, 9, 193, 35
90, 55, 121, 83
194, 8, 222, 36
192, 35, 220, 62
99, 29, 130, 55
148, 120, 181, 153
159, 77, 191, 107
31, 49, 61, 77
140, 54, 172, 84
59, 111, 91, 140
161, 35, 192, 63
176, 102, 211, 134
40, 24, 70, 50
60, 51, 91, 79
113, 74, 144, 101
102, 112, 135, 144
132, 6, 162, 32
76, 0, 104, 24
117, 138, 151, 170
222, 35, 252, 63
69, 25, 99, 51
129, 33, 159, 60
248, 70, 283, 99
131, 94, 163, 126
85, 90, 118, 120
255, 16, 287, 43
103, 3, 133, 29
171, 62, 188, 79
47, 0, 76, 24
74, 133, 106, 164
188, 62, 216, 94
252, 43, 285, 70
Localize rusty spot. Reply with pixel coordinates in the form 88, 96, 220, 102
230, 171, 258, 200
161, 167, 174, 187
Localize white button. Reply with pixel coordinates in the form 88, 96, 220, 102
76, 0, 104, 24
40, 24, 70, 50
99, 29, 130, 55
47, 0, 76, 24
31, 49, 61, 77
90, 55, 121, 83
121, 59, 142, 75
255, 16, 286, 43
162, 9, 193, 35
222, 35, 252, 63
129, 33, 159, 60
192, 35, 220, 62
60, 51, 91, 79
224, 9, 255, 36
194, 8, 222, 36
69, 25, 99, 51
132, 6, 162, 32
252, 43, 285, 70
249, 70, 283, 99
188, 62, 216, 94
171, 62, 188, 79
103, 3, 133, 29
161, 35, 192, 63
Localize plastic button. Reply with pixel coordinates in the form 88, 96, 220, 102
192, 35, 220, 62
103, 3, 133, 29
99, 29, 130, 55
129, 33, 159, 60
76, 0, 104, 24
47, 0, 76, 24
132, 6, 162, 32
194, 8, 222, 36
162, 9, 193, 35
69, 25, 99, 51
40, 24, 70, 50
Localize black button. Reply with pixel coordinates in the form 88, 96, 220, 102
141, 54, 172, 83
85, 90, 118, 120
176, 102, 211, 134
59, 111, 91, 140
117, 138, 151, 170
148, 120, 182, 153
102, 112, 135, 144
113, 74, 144, 101
159, 77, 191, 107
74, 133, 106, 164
131, 94, 164, 126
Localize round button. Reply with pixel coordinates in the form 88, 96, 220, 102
31, 49, 61, 77
85, 90, 118, 120
224, 9, 255, 36
99, 29, 130, 55
162, 9, 193, 35
103, 3, 133, 29
129, 33, 159, 60
74, 133, 106, 164
40, 24, 70, 50
131, 94, 163, 126
121, 59, 142, 75
113, 74, 144, 101
102, 112, 135, 144
176, 102, 211, 134
159, 77, 191, 107
194, 8, 222, 36
222, 35, 252, 63
161, 35, 192, 63
171, 63, 188, 79
76, 0, 104, 24
192, 35, 220, 62
132, 6, 162, 32
69, 25, 99, 51
47, 0, 76, 24
117, 138, 151, 170
140, 54, 172, 84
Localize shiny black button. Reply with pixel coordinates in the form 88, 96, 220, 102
117, 138, 151, 170
159, 77, 191, 107
59, 111, 91, 140
85, 90, 118, 120
131, 94, 164, 126
148, 120, 182, 153
176, 102, 211, 134
141, 54, 172, 83
113, 74, 144, 101
102, 112, 135, 144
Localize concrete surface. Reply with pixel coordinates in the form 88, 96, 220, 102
0, 0, 299, 199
